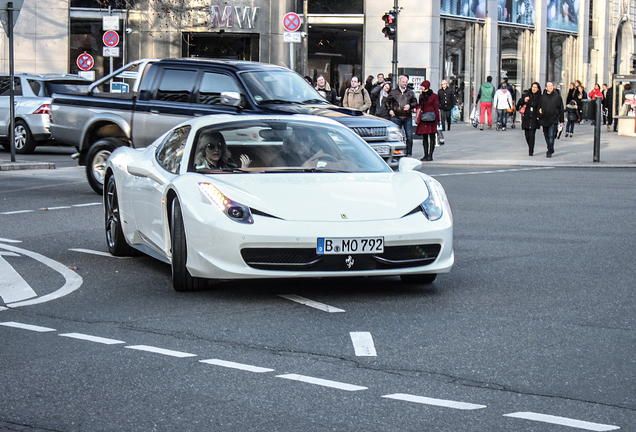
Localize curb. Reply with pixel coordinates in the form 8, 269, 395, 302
0, 161, 56, 171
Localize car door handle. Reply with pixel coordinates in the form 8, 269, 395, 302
150, 110, 160, 114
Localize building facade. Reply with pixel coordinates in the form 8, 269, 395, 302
1, 0, 634, 118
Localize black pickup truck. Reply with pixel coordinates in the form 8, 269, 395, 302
50, 58, 406, 194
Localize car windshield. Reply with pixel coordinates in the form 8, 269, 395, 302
190, 119, 392, 174
43, 81, 91, 96
240, 70, 328, 105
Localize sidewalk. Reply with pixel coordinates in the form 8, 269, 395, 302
411, 121, 636, 168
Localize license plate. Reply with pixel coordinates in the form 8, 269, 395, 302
372, 145, 390, 156
317, 237, 384, 255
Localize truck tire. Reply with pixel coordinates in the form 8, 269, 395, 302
86, 138, 126, 195
14, 120, 36, 154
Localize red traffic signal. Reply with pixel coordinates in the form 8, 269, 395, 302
382, 12, 397, 40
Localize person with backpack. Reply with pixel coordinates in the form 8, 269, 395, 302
343, 76, 371, 112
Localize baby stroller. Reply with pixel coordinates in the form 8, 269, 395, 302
470, 105, 480, 128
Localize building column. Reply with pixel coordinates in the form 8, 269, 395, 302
534, 0, 547, 86
483, 0, 499, 81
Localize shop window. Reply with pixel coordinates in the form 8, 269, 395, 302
547, 33, 568, 89
70, 18, 124, 78
303, 0, 363, 14
499, 27, 524, 89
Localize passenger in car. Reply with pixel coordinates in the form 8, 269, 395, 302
195, 130, 251, 170
270, 128, 318, 167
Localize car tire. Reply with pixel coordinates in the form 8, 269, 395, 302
14, 120, 36, 154
400, 273, 437, 284
104, 175, 136, 257
86, 138, 126, 195
171, 199, 207, 292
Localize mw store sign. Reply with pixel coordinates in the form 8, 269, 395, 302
183, 3, 260, 30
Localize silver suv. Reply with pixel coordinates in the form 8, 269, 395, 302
0, 73, 91, 154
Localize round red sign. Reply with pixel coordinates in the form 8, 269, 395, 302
76, 52, 94, 71
282, 12, 301, 32
103, 31, 120, 47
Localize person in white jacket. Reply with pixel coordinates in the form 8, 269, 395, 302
493, 82, 514, 130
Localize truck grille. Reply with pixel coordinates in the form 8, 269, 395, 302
350, 127, 387, 138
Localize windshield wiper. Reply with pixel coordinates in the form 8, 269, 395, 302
259, 99, 298, 104
302, 99, 328, 104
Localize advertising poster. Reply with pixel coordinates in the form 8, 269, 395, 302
498, 0, 535, 25
546, 0, 578, 32
440, 0, 486, 19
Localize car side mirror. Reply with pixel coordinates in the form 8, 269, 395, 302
221, 91, 242, 107
127, 159, 166, 185
398, 157, 422, 172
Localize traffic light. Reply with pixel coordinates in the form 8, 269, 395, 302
382, 12, 397, 40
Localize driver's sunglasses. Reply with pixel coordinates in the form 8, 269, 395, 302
206, 142, 223, 150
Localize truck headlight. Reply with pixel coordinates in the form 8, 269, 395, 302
387, 125, 404, 142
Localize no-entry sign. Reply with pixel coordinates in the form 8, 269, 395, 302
76, 51, 94, 71
282, 12, 301, 32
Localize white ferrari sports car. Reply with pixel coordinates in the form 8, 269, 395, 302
104, 114, 453, 291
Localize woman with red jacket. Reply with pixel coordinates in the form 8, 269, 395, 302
415, 80, 440, 161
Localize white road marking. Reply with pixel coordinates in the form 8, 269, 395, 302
0, 238, 22, 243
350, 332, 377, 356
69, 248, 128, 259
72, 203, 101, 207
125, 345, 197, 358
0, 321, 56, 332
200, 359, 274, 373
0, 253, 38, 303
0, 210, 35, 215
0, 307, 7, 311
382, 393, 487, 410
0, 242, 83, 308
44, 206, 72, 211
279, 294, 345, 313
503, 412, 620, 431
0, 252, 20, 257
59, 333, 126, 345
433, 167, 554, 177
276, 374, 367, 391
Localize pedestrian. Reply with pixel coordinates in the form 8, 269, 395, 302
476, 75, 495, 130
415, 80, 440, 161
364, 75, 375, 94
371, 82, 392, 120
566, 82, 576, 105
588, 83, 603, 126
601, 83, 609, 127
304, 76, 313, 86
493, 82, 513, 131
538, 81, 564, 158
385, 75, 417, 156
574, 83, 587, 123
603, 84, 615, 132
565, 100, 579, 137
369, 73, 386, 115
509, 84, 518, 128
315, 75, 338, 105
517, 82, 541, 156
437, 80, 455, 131
343, 76, 371, 112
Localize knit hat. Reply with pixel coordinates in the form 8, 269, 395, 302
421, 80, 430, 90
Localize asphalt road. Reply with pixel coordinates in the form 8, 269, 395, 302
0, 157, 634, 431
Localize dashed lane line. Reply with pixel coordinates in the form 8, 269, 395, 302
200, 359, 275, 373
0, 202, 101, 215
383, 393, 487, 410
0, 321, 56, 332
59, 333, 126, 345
432, 167, 555, 177
503, 412, 620, 431
125, 345, 198, 358
0, 320, 624, 431
69, 248, 131, 259
276, 374, 368, 391
279, 294, 345, 313
350, 331, 377, 356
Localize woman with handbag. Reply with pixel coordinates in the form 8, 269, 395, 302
517, 82, 542, 156
493, 82, 514, 131
415, 80, 440, 161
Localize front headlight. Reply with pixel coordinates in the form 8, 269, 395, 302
420, 179, 444, 221
387, 125, 404, 142
198, 182, 254, 224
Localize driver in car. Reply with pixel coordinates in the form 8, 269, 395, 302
195, 130, 251, 170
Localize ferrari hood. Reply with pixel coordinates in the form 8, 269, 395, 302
206, 172, 429, 222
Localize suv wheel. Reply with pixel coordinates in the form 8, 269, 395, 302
86, 138, 126, 195
14, 120, 36, 154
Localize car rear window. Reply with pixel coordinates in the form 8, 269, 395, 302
42, 81, 91, 96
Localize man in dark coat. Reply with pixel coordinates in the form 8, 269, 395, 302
537, 81, 564, 158
385, 75, 417, 157
437, 80, 455, 131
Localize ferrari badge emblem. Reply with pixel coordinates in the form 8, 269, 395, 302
340, 214, 348, 219
345, 255, 354, 268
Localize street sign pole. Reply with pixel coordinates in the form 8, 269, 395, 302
7, 1, 14, 162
